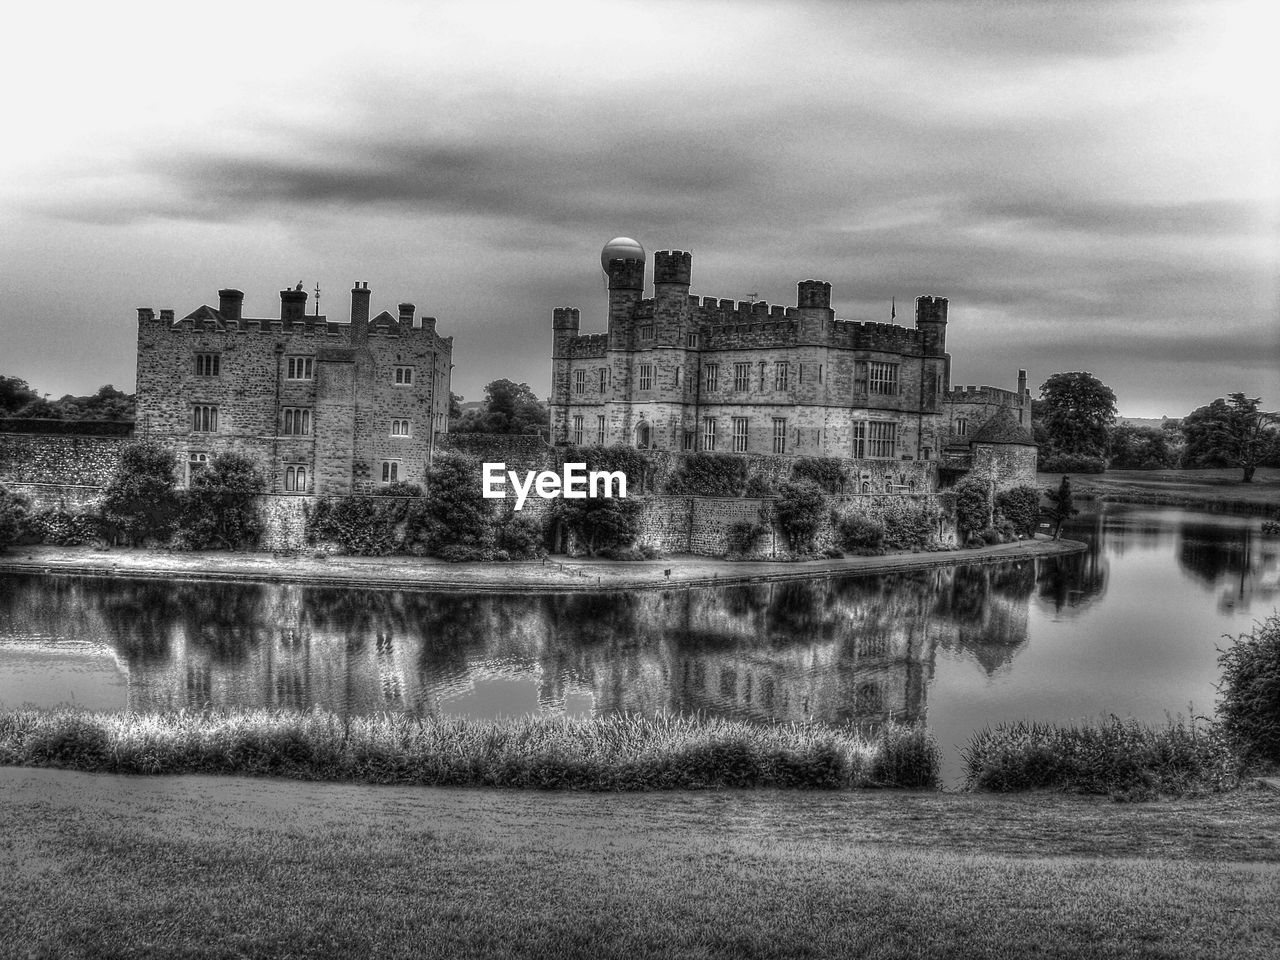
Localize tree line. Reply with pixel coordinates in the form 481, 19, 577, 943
1033, 371, 1279, 481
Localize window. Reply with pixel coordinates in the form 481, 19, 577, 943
194, 353, 220, 377
759, 362, 767, 391
572, 415, 584, 445
686, 332, 698, 348
852, 421, 865, 458
638, 363, 653, 391
955, 417, 968, 437
854, 361, 868, 396
188, 452, 208, 483
682, 430, 696, 451
772, 418, 787, 454
732, 417, 749, 453
282, 408, 311, 435
192, 405, 218, 432
574, 370, 586, 395
639, 322, 654, 340
675, 367, 683, 388
733, 362, 751, 391
596, 415, 606, 445
869, 362, 899, 396
381, 461, 401, 484
394, 366, 414, 385
818, 364, 823, 384
286, 357, 313, 380
284, 465, 308, 493
702, 417, 717, 451
390, 418, 411, 437
599, 368, 609, 392
868, 420, 897, 458
704, 363, 719, 392
774, 361, 789, 391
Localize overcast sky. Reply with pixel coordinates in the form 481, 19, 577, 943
1, 0, 1275, 417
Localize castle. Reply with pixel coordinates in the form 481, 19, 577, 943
134, 283, 453, 495
550, 240, 1034, 488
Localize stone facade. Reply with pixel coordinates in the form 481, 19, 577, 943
135, 283, 453, 495
549, 244, 1033, 493
0, 431, 132, 487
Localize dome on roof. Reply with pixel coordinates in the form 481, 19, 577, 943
601, 237, 645, 270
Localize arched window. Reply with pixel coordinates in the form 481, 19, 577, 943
634, 420, 651, 449
860, 480, 871, 495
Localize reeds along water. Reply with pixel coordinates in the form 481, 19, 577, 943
0, 709, 941, 791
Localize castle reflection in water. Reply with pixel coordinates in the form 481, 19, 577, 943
0, 548, 1108, 729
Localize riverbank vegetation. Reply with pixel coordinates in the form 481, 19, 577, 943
0, 710, 940, 791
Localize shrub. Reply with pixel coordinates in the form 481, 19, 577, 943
557, 496, 642, 555
952, 476, 991, 539
872, 499, 940, 551
22, 508, 103, 547
725, 520, 766, 555
961, 716, 1241, 798
0, 485, 28, 550
562, 445, 651, 494
420, 454, 493, 554
1040, 453, 1106, 474
995, 485, 1042, 538
791, 458, 848, 494
378, 481, 423, 497
836, 512, 885, 555
496, 514, 546, 559
665, 453, 748, 497
100, 440, 179, 545
775, 480, 826, 552
979, 527, 1001, 545
436, 544, 489, 562
1217, 613, 1280, 766
175, 453, 265, 550
744, 474, 777, 498
306, 497, 399, 556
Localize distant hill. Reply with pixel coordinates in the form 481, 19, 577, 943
1116, 416, 1180, 430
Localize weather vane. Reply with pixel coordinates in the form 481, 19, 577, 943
314, 282, 321, 317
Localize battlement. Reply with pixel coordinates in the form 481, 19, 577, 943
653, 249, 692, 286
568, 333, 609, 358
945, 384, 1020, 404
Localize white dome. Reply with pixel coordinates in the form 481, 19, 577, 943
601, 237, 645, 270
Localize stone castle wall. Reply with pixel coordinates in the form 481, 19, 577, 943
0, 433, 132, 487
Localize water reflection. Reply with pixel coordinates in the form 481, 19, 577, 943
1, 505, 1275, 756
1, 560, 1048, 729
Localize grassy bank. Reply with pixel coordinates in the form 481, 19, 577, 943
1040, 466, 1280, 516
0, 709, 940, 790
962, 716, 1245, 799
3, 765, 1278, 959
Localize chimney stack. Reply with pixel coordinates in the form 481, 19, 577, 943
218, 289, 244, 324
279, 284, 307, 323
351, 281, 371, 344
398, 302, 415, 327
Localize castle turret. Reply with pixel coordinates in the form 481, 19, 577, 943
350, 282, 370, 344
218, 289, 244, 324
915, 295, 948, 355
653, 250, 692, 302
796, 279, 834, 325
279, 285, 307, 324
552, 306, 581, 357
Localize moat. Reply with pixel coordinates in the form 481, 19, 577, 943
2, 504, 1276, 781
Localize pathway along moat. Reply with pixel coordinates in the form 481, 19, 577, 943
2, 504, 1277, 782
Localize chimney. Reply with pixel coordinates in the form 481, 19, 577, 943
159, 309, 174, 322
279, 284, 307, 323
351, 281, 370, 344
137, 307, 155, 323
218, 289, 244, 324
398, 302, 415, 327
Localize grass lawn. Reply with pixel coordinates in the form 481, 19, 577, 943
3, 767, 1279, 959
1039, 466, 1280, 512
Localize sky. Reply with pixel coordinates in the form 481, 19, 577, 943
1, 0, 1276, 418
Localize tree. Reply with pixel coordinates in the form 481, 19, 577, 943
420, 454, 492, 551
451, 379, 548, 435
1037, 372, 1117, 460
1044, 475, 1079, 540
0, 485, 28, 551
995, 485, 1042, 538
953, 476, 992, 540
1181, 394, 1279, 482
1107, 423, 1179, 470
774, 480, 826, 552
448, 392, 463, 420
100, 441, 180, 545
0, 376, 42, 416
176, 453, 265, 549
